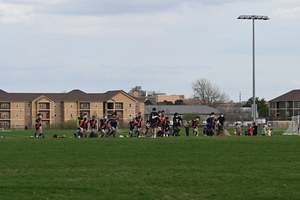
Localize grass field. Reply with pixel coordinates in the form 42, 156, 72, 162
0, 128, 299, 200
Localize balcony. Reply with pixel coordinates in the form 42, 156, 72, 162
38, 103, 50, 110
0, 103, 10, 110
80, 103, 90, 110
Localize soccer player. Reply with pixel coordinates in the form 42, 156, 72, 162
34, 113, 43, 138
217, 114, 225, 127
217, 113, 225, 136
143, 119, 151, 137
158, 110, 166, 136
172, 112, 183, 136
82, 114, 89, 138
298, 124, 300, 136
252, 122, 258, 136
135, 112, 143, 137
165, 117, 171, 137
206, 112, 216, 137
75, 113, 84, 138
89, 115, 97, 138
192, 116, 200, 136
99, 114, 109, 138
129, 118, 137, 137
109, 114, 118, 137
149, 107, 160, 138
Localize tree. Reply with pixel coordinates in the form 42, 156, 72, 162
191, 78, 230, 107
157, 100, 173, 105
243, 97, 269, 117
174, 99, 184, 105
144, 99, 153, 105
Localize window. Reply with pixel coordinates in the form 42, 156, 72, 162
107, 103, 114, 109
60, 113, 62, 117
95, 103, 98, 108
54, 104, 56, 107
16, 103, 19, 108
116, 103, 122, 108
129, 113, 132, 117
3, 103, 9, 108
16, 113, 19, 118
81, 103, 89, 109
136, 103, 138, 108
54, 113, 57, 117
129, 103, 132, 108
70, 103, 73, 108
298, 102, 300, 108
286, 102, 290, 108
286, 111, 290, 117
3, 122, 8, 127
298, 111, 300, 115
28, 113, 30, 116
70, 113, 73, 117
3, 113, 8, 118
28, 104, 31, 108
16, 122, 19, 127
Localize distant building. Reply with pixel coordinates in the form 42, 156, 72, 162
0, 89, 144, 129
269, 89, 300, 120
129, 86, 184, 104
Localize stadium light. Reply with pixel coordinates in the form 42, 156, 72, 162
238, 15, 269, 123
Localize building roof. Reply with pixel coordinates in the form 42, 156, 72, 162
144, 105, 220, 115
269, 89, 300, 102
0, 89, 139, 102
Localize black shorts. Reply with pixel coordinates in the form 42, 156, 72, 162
173, 125, 181, 129
150, 122, 157, 128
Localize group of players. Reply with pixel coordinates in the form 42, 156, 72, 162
75, 112, 119, 138
74, 109, 226, 138
34, 109, 225, 138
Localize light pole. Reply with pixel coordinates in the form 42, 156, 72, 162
237, 15, 269, 123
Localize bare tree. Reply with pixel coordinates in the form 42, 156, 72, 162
191, 78, 230, 107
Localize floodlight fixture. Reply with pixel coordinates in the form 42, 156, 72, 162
237, 15, 269, 123
237, 15, 270, 20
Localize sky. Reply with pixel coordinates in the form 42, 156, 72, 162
1, 0, 300, 102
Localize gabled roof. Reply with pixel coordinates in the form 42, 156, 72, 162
269, 90, 300, 101
144, 105, 220, 115
0, 89, 138, 102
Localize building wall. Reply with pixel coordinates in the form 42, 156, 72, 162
10, 102, 25, 129
0, 91, 143, 129
156, 95, 184, 103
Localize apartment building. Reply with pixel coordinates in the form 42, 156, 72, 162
0, 89, 144, 129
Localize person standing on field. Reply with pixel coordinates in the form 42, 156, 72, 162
109, 114, 118, 137
89, 115, 97, 138
158, 110, 166, 136
191, 116, 200, 136
135, 112, 143, 137
217, 113, 225, 127
172, 112, 183, 136
206, 112, 216, 136
235, 123, 241, 136
149, 107, 159, 138
99, 114, 109, 138
252, 122, 258, 136
34, 113, 43, 138
298, 124, 300, 136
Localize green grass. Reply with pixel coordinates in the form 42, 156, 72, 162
0, 128, 299, 200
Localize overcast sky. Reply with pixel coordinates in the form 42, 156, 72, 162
1, 0, 299, 102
